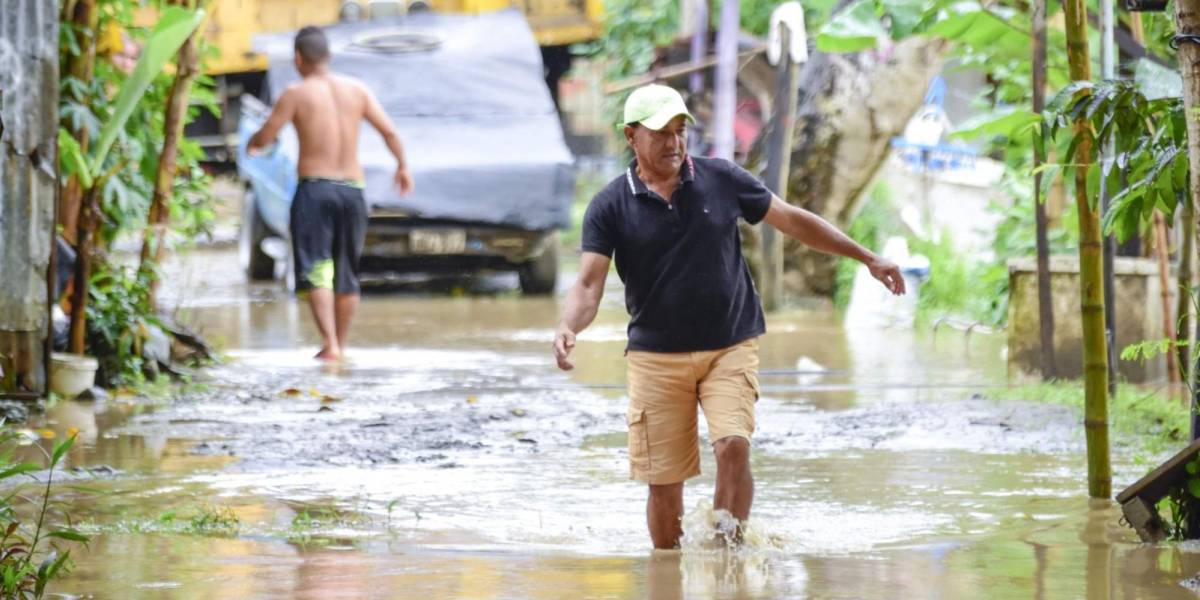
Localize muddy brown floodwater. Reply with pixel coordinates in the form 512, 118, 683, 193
26, 246, 1200, 598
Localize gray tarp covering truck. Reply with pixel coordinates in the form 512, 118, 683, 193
237, 10, 574, 293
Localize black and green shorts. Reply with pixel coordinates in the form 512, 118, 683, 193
289, 178, 368, 295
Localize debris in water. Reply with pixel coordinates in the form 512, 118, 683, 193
321, 395, 341, 404
282, 388, 302, 397
1180, 572, 1200, 593
466, 396, 479, 404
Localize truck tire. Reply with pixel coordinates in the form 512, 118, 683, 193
518, 238, 559, 295
240, 188, 276, 280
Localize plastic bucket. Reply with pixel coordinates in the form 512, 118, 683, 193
49, 353, 98, 399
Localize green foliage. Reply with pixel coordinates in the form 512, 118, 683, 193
1159, 456, 1200, 541
58, 0, 218, 385
184, 505, 240, 536
85, 266, 160, 387
0, 426, 89, 599
88, 7, 206, 175
1040, 78, 1187, 243
835, 170, 1075, 326
737, 0, 837, 38
598, 0, 679, 82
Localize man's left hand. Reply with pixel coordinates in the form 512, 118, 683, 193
867, 257, 906, 296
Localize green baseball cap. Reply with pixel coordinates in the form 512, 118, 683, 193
623, 84, 695, 130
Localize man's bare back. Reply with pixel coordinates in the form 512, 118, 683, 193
246, 25, 411, 363
249, 68, 411, 193
288, 74, 370, 180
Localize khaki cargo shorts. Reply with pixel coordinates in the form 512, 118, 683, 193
625, 338, 760, 485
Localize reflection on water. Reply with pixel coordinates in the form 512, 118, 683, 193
28, 247, 1200, 598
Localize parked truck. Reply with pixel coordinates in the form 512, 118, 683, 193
171, 0, 599, 161
237, 10, 574, 293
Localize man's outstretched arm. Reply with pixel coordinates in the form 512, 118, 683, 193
761, 195, 906, 295
363, 87, 413, 195
554, 252, 611, 370
248, 89, 296, 152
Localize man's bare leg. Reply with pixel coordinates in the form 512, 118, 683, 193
307, 288, 341, 360
648, 482, 684, 549
713, 436, 753, 540
334, 293, 359, 353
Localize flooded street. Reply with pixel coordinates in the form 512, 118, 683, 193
34, 246, 1198, 598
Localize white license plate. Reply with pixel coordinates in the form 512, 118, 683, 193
410, 229, 467, 254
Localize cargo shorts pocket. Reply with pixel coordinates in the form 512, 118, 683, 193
627, 407, 650, 475
743, 372, 760, 402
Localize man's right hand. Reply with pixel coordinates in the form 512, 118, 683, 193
553, 325, 576, 371
395, 167, 414, 196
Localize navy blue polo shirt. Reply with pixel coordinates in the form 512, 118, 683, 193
581, 155, 774, 352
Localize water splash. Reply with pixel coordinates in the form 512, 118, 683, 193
679, 499, 783, 552
676, 500, 787, 597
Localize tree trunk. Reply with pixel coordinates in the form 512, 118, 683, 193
139, 0, 201, 310
781, 37, 948, 296
1175, 0, 1200, 440
1179, 200, 1195, 387
68, 185, 100, 354
59, 0, 97, 246
1064, 0, 1111, 500
1032, 0, 1057, 379
1154, 213, 1181, 389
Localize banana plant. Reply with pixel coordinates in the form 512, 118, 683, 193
58, 5, 206, 355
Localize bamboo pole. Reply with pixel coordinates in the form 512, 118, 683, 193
1032, 0, 1057, 378
139, 0, 202, 310
1064, 0, 1111, 499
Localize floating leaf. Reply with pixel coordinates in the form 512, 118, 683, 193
282, 388, 302, 397
320, 395, 341, 404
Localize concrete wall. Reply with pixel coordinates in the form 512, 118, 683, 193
0, 0, 58, 394
1008, 256, 1167, 383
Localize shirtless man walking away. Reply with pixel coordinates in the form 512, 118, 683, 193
248, 26, 413, 361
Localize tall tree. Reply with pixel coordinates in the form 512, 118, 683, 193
1063, 0, 1111, 499
1175, 0, 1200, 438
58, 0, 98, 245
1032, 0, 1056, 378
780, 37, 947, 295
139, 0, 203, 310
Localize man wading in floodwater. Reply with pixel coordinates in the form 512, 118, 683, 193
248, 26, 413, 361
553, 84, 906, 549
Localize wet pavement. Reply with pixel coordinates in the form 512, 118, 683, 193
26, 246, 1200, 598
